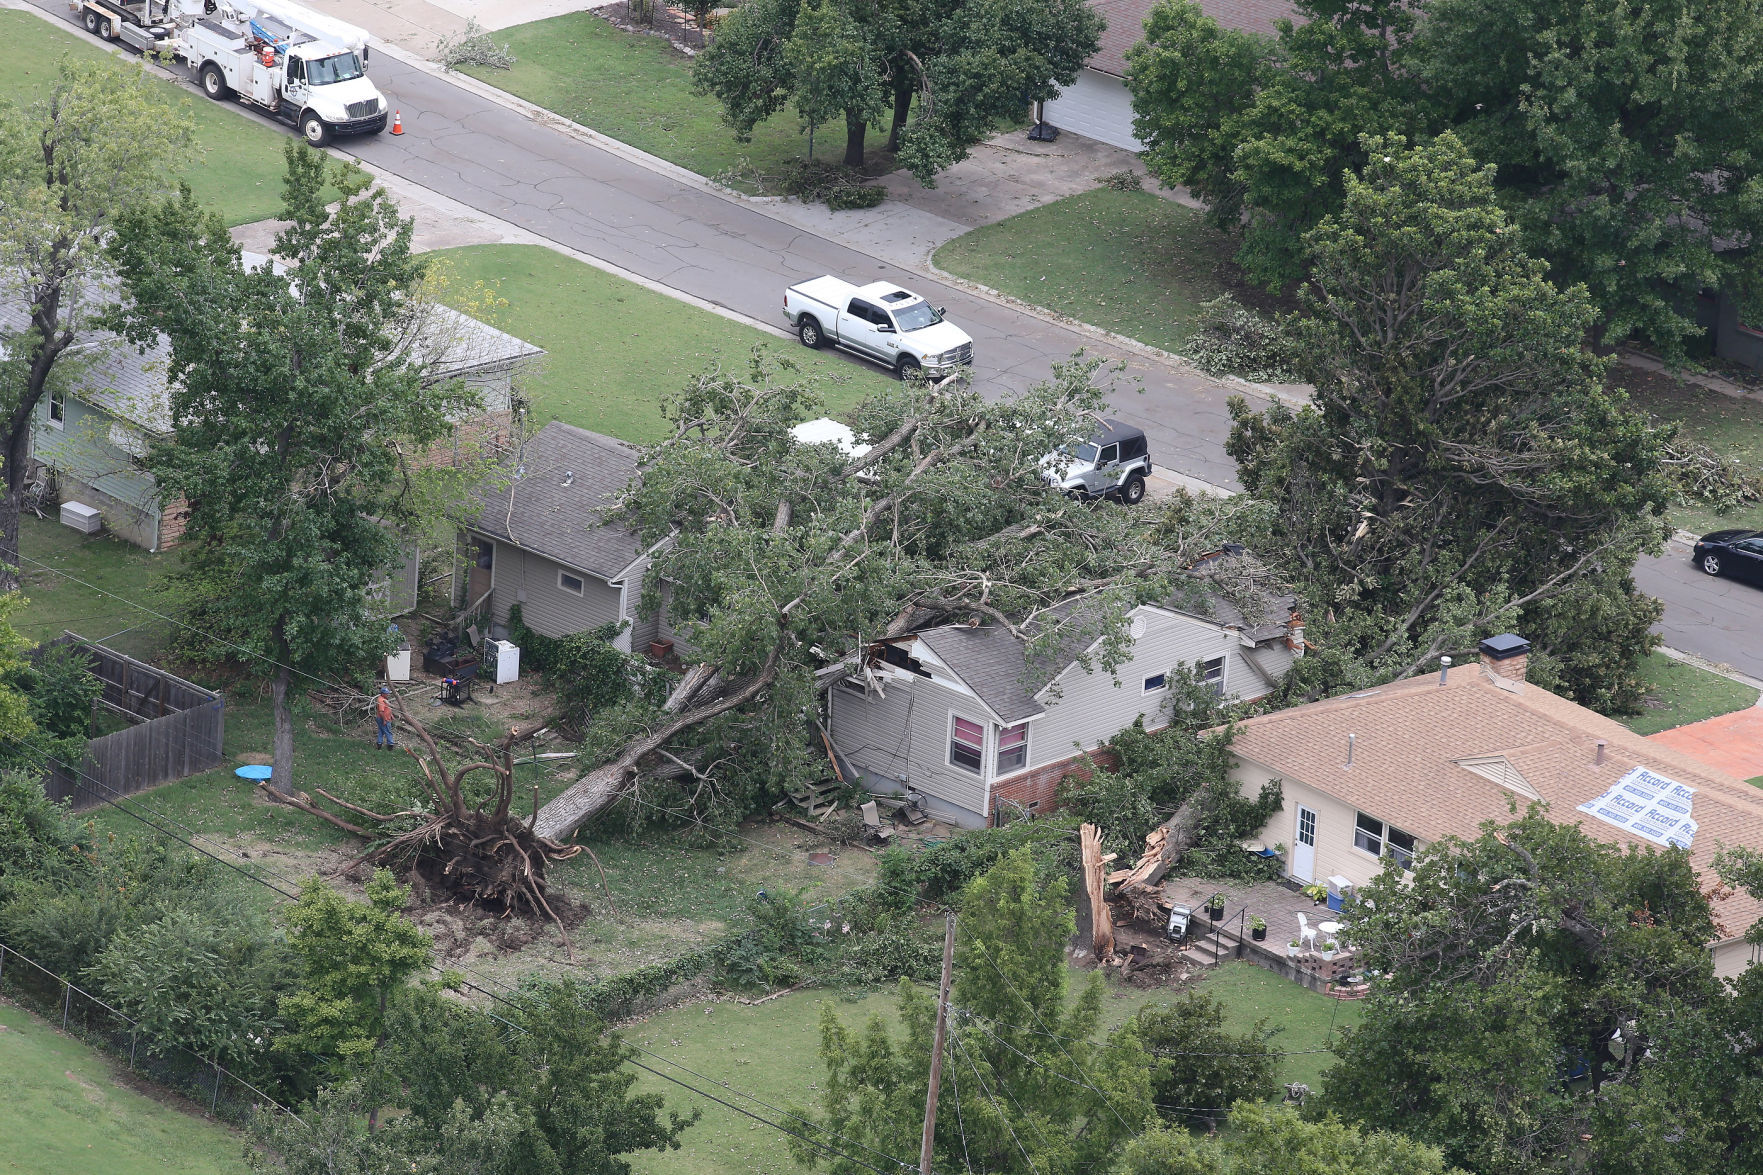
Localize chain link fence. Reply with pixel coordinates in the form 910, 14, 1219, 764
0, 942, 291, 1126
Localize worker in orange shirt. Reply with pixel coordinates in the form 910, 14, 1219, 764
374, 686, 396, 750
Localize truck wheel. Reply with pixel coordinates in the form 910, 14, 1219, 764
99, 15, 115, 38
82, 8, 100, 34
300, 113, 333, 148
199, 63, 231, 101
797, 316, 823, 349
1121, 473, 1147, 505
897, 355, 922, 380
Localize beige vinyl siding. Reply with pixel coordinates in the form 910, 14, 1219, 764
490, 544, 622, 638
1026, 610, 1267, 772
829, 674, 992, 824
1233, 758, 1382, 890
1713, 939, 1759, 980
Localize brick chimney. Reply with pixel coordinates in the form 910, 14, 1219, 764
1479, 634, 1530, 683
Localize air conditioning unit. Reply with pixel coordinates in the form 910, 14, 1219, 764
59, 501, 102, 535
483, 638, 520, 685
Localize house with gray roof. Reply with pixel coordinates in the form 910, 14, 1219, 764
828, 576, 1302, 827
18, 252, 542, 557
463, 421, 675, 655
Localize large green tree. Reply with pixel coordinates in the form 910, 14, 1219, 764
1226, 135, 1671, 710
108, 146, 472, 793
795, 848, 1153, 1175
0, 57, 192, 586
1126, 0, 1763, 358
529, 353, 1269, 840
1318, 812, 1744, 1175
694, 0, 1099, 180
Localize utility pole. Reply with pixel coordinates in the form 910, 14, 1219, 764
920, 911, 957, 1175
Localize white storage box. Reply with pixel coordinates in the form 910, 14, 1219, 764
59, 501, 102, 535
385, 646, 411, 682
483, 638, 520, 685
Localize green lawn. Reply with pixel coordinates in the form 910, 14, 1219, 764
1621, 650, 1761, 737
0, 11, 309, 227
462, 13, 878, 192
427, 244, 890, 443
0, 1001, 248, 1175
933, 188, 1238, 354
1618, 367, 1763, 536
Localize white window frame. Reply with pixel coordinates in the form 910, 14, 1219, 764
1354, 812, 1419, 869
1200, 655, 1227, 695
948, 714, 984, 775
557, 569, 586, 597
995, 722, 1028, 775
1143, 671, 1168, 694
47, 387, 65, 430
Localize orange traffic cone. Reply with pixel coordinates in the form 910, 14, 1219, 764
390, 110, 404, 135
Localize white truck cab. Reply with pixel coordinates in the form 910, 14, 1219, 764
784, 276, 974, 378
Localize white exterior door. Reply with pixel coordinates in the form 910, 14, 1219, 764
1292, 805, 1318, 883
1042, 70, 1145, 152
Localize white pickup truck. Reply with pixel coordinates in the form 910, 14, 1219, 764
784, 277, 973, 378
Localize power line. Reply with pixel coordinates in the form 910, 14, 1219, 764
947, 1019, 1042, 1175
954, 1007, 1340, 1059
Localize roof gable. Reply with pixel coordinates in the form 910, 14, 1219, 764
470, 422, 646, 580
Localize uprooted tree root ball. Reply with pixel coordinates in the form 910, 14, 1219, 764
263, 703, 614, 963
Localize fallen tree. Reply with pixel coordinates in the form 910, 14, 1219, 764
531, 352, 1274, 841
266, 701, 605, 960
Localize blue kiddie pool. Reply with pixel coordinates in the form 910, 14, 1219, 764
235, 765, 273, 781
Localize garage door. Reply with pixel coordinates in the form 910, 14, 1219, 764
1042, 69, 1143, 152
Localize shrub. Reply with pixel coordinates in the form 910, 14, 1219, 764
1184, 294, 1303, 382
506, 605, 653, 724
87, 908, 290, 1070
1128, 991, 1278, 1124
778, 159, 885, 211
716, 885, 829, 991
881, 818, 1080, 903
0, 772, 83, 888
20, 644, 100, 742
1098, 169, 1144, 191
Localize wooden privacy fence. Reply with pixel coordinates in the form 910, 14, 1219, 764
35, 632, 225, 809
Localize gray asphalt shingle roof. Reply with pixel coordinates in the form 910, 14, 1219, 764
1088, 0, 1296, 76
1, 252, 542, 435
470, 421, 647, 581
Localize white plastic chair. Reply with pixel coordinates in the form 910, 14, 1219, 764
1296, 912, 1318, 953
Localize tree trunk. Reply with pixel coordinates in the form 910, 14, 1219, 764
270, 657, 295, 797
1114, 793, 1208, 896
843, 112, 867, 168
0, 423, 28, 592
534, 654, 783, 840
886, 77, 912, 153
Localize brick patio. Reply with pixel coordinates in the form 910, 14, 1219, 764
1162, 877, 1368, 996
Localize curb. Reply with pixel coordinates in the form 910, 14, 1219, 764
379, 31, 1311, 412
919, 255, 1310, 410
1656, 646, 1763, 697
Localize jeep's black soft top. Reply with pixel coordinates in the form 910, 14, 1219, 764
1084, 419, 1149, 462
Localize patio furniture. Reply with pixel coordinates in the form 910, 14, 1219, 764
1317, 920, 1341, 938
860, 801, 894, 845
1296, 912, 1319, 953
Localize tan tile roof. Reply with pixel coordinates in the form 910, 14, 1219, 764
1088, 0, 1295, 77
1229, 668, 1763, 944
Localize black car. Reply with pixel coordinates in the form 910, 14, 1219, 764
1693, 529, 1763, 583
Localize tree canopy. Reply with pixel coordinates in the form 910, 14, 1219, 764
1126, 0, 1763, 359
1225, 135, 1671, 710
1115, 1103, 1457, 1175
531, 353, 1266, 840
796, 848, 1153, 1175
694, 0, 1099, 180
108, 146, 475, 793
0, 56, 192, 584
1318, 811, 1757, 1175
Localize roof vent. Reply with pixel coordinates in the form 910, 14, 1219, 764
1345, 733, 1356, 769
561, 470, 575, 488
1438, 655, 1452, 686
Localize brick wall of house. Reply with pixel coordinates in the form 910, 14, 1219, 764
989, 747, 1120, 825
413, 410, 519, 473
157, 495, 189, 551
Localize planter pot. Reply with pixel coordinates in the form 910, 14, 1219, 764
1207, 905, 1225, 922
1251, 926, 1267, 942
1286, 945, 1300, 957
1319, 950, 1337, 962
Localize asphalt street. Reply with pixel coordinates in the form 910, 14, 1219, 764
25, 0, 1762, 681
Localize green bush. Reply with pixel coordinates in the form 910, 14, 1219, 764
716, 885, 830, 992
506, 604, 653, 725
87, 908, 291, 1071
778, 159, 885, 211
1184, 294, 1302, 382
0, 772, 84, 889
879, 818, 1080, 904
20, 644, 101, 742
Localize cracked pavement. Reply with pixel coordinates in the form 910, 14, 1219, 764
23, 0, 1760, 681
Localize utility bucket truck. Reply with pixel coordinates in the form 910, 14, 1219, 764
70, 0, 388, 147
